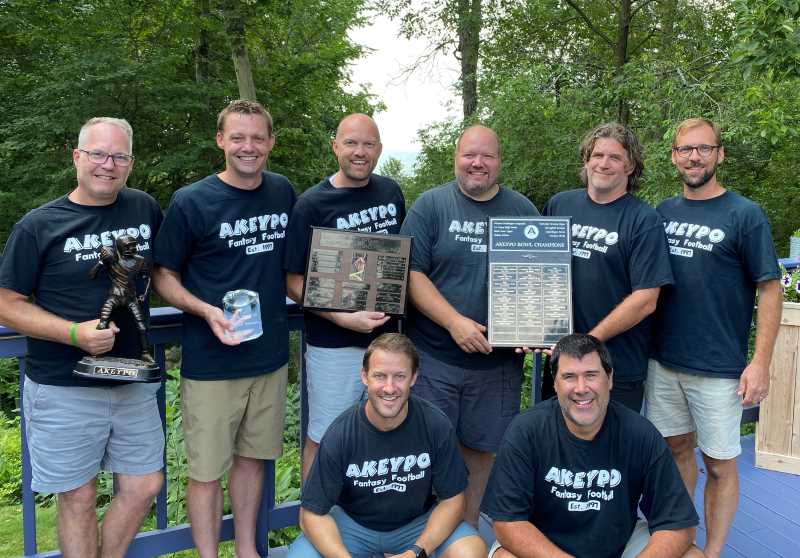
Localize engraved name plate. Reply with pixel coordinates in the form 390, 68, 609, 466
488, 217, 573, 347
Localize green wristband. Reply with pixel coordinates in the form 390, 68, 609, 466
69, 322, 79, 347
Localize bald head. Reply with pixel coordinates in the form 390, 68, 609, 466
336, 113, 381, 142
332, 113, 382, 188
454, 125, 502, 201
456, 125, 499, 154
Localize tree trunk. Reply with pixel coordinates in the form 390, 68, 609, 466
195, 0, 209, 85
222, 1, 257, 100
457, 0, 481, 119
615, 0, 631, 125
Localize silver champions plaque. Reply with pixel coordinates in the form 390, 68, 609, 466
488, 217, 573, 347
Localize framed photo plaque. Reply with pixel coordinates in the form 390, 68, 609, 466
487, 217, 573, 347
302, 227, 412, 316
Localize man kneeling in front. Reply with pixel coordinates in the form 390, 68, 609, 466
289, 333, 486, 558
482, 333, 703, 558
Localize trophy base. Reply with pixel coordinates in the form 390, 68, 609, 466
74, 356, 161, 383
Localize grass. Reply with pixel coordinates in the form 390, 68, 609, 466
1, 503, 58, 556
0, 503, 271, 557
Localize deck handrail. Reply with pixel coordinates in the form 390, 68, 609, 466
1, 305, 306, 558
2, 297, 766, 557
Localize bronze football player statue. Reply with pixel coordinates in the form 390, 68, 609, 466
89, 234, 153, 363
74, 234, 160, 381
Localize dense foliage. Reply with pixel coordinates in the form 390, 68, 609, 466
0, 0, 376, 243
403, 0, 800, 255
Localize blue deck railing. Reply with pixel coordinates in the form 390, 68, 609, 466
3, 271, 784, 557
1, 305, 307, 558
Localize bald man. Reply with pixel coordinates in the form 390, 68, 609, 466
400, 125, 539, 526
285, 113, 406, 479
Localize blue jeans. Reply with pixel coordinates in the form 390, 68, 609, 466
288, 505, 478, 557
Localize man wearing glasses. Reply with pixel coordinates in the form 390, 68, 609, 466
646, 117, 783, 557
0, 117, 164, 558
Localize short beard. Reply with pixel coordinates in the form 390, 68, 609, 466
679, 163, 717, 189
457, 177, 495, 199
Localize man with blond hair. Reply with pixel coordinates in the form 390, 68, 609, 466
400, 125, 539, 526
647, 117, 782, 557
153, 99, 296, 557
0, 117, 164, 557
285, 113, 405, 480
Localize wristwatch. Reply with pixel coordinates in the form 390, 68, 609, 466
409, 544, 427, 558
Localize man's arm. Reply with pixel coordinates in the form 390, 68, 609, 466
298, 507, 351, 558
151, 266, 238, 346
408, 270, 491, 354
286, 271, 390, 334
739, 278, 783, 406
388, 493, 467, 558
588, 287, 660, 343
636, 527, 694, 558
0, 287, 117, 355
493, 519, 573, 558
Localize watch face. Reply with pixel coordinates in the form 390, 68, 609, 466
412, 545, 427, 558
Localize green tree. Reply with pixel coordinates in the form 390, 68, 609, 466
0, 0, 376, 244
377, 0, 487, 119
408, 0, 800, 254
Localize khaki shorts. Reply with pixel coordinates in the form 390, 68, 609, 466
181, 365, 288, 481
645, 359, 742, 460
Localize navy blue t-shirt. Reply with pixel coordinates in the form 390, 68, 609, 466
652, 191, 780, 378
401, 181, 538, 369
481, 399, 698, 558
154, 172, 296, 380
0, 189, 163, 387
301, 395, 467, 532
543, 189, 673, 381
284, 174, 405, 348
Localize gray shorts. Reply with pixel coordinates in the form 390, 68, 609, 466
305, 344, 366, 443
23, 376, 164, 494
412, 349, 522, 452
645, 359, 742, 459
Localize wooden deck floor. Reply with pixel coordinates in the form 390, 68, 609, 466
694, 434, 800, 557
477, 434, 800, 557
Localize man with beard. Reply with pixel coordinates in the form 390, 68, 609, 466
285, 113, 405, 480
482, 334, 701, 558
400, 125, 538, 526
646, 117, 782, 558
542, 123, 673, 412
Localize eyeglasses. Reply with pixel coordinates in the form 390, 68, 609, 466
672, 144, 720, 158
78, 149, 135, 167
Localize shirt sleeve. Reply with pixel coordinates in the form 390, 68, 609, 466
0, 222, 39, 295
628, 211, 674, 292
480, 419, 536, 521
400, 194, 435, 275
638, 432, 699, 532
284, 198, 315, 273
740, 208, 780, 283
300, 430, 346, 516
430, 418, 468, 500
153, 195, 195, 272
